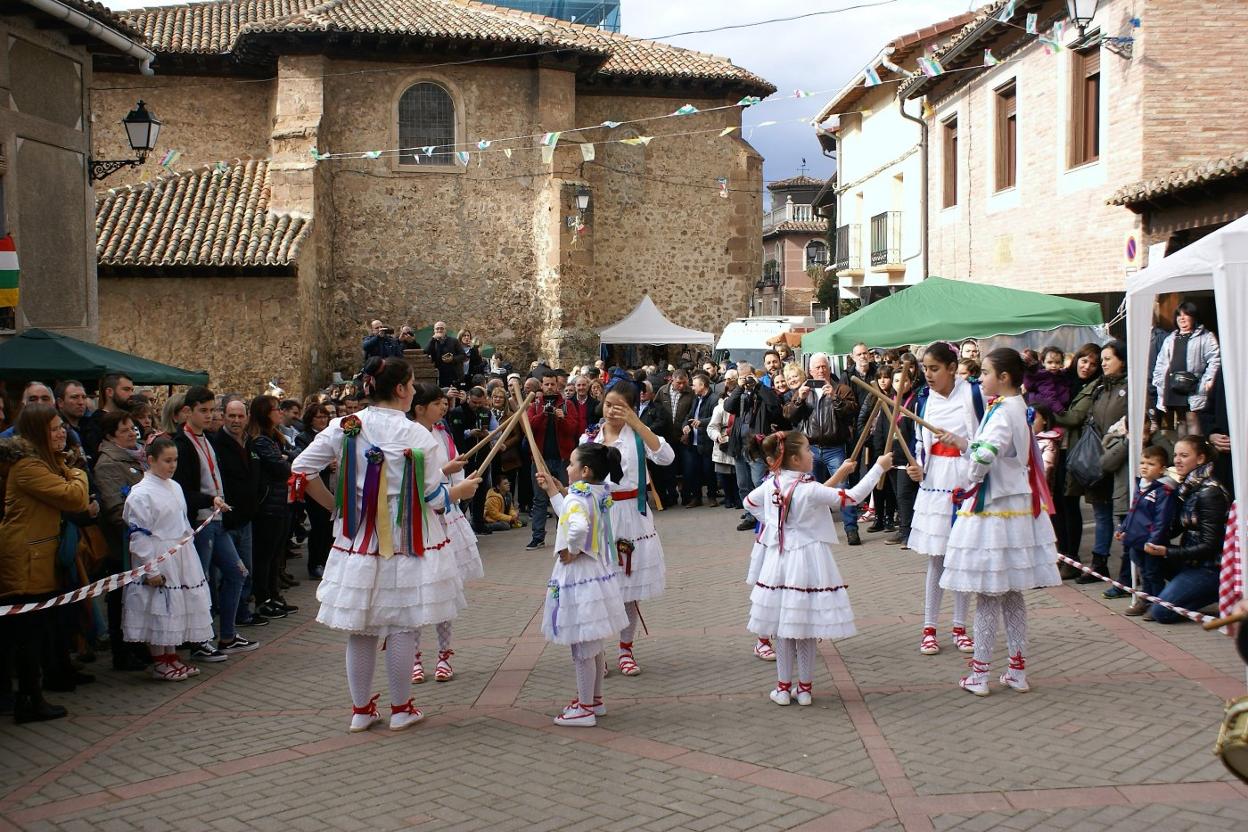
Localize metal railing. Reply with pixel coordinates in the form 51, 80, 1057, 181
833, 224, 862, 271
870, 211, 902, 267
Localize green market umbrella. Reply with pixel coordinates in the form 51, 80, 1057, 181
0, 328, 208, 385
801, 276, 1104, 355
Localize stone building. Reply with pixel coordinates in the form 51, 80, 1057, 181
899, 0, 1248, 314
755, 175, 827, 320
0, 0, 152, 339
90, 0, 773, 396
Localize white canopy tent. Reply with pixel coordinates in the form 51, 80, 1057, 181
598, 294, 715, 346
1126, 214, 1248, 579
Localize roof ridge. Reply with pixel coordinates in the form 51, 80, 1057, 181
98, 157, 265, 198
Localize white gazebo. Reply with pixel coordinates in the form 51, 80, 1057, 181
598, 293, 715, 347
1125, 214, 1248, 576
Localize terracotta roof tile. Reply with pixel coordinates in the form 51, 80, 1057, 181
763, 219, 827, 236
96, 159, 310, 268
767, 174, 824, 190
44, 0, 144, 40
1109, 151, 1248, 207
118, 0, 774, 92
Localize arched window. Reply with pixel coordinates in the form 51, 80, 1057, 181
398, 82, 455, 166
805, 240, 829, 269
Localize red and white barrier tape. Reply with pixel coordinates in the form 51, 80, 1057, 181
1055, 553, 1214, 627
0, 511, 220, 617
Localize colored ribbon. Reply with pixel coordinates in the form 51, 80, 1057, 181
287, 472, 308, 502
336, 430, 360, 538
634, 430, 648, 516
398, 448, 428, 555
359, 446, 388, 558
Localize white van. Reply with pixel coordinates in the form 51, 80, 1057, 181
714, 316, 816, 368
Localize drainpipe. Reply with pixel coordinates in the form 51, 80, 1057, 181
20, 0, 156, 74
897, 95, 928, 280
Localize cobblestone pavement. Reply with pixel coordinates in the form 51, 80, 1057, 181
2, 505, 1246, 831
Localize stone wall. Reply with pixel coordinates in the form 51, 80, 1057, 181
97, 275, 300, 396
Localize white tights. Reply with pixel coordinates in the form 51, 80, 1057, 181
570, 640, 605, 704
924, 555, 969, 629
346, 632, 415, 708
619, 601, 640, 646
971, 591, 1027, 666
412, 621, 453, 658
775, 637, 816, 684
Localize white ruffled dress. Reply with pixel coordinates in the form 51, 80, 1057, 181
433, 424, 485, 582
744, 463, 884, 640
908, 380, 982, 558
122, 474, 215, 645
542, 482, 629, 646
939, 395, 1062, 595
581, 423, 675, 603
292, 407, 464, 637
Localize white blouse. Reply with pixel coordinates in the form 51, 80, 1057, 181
581, 423, 674, 492
916, 379, 981, 462
745, 463, 885, 548
966, 395, 1034, 500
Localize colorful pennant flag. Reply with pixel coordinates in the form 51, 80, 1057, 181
996, 0, 1016, 23
542, 131, 562, 147
673, 104, 699, 116
310, 147, 326, 161
737, 96, 761, 107
921, 101, 935, 120
918, 56, 944, 77
503, 148, 513, 159
863, 67, 882, 87
619, 136, 653, 146
455, 151, 470, 166
580, 143, 596, 162
159, 149, 181, 168
477, 139, 491, 150
0, 235, 18, 308
1025, 12, 1038, 33
600, 120, 622, 129
363, 150, 382, 159
541, 145, 555, 164
793, 89, 815, 98
719, 126, 739, 137
984, 48, 1000, 66
423, 146, 436, 157
717, 177, 729, 199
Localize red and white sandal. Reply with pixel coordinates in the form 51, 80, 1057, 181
753, 638, 777, 661
617, 642, 641, 676
435, 649, 454, 682
960, 658, 990, 697
389, 698, 425, 731
919, 627, 940, 655
151, 655, 189, 682
952, 626, 974, 653
1000, 653, 1029, 692
411, 652, 425, 684
350, 693, 382, 733
554, 699, 597, 727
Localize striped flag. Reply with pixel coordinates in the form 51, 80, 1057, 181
863, 67, 882, 87
0, 235, 18, 308
997, 0, 1016, 23
1219, 500, 1242, 625
918, 56, 944, 77
984, 48, 1000, 66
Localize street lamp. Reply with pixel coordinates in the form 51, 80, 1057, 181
575, 185, 591, 213
90, 100, 162, 182
1066, 0, 1099, 36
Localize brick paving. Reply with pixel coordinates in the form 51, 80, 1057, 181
1, 505, 1246, 831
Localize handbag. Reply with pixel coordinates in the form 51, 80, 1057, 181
1168, 370, 1199, 395
1067, 419, 1105, 488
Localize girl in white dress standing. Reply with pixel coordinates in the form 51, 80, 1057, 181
745, 431, 892, 706
535, 443, 630, 726
938, 348, 1061, 696
905, 341, 982, 656
291, 358, 480, 732
123, 436, 217, 681
408, 383, 480, 684
580, 380, 674, 677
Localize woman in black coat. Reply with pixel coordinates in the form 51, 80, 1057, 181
1142, 435, 1229, 623
248, 395, 296, 619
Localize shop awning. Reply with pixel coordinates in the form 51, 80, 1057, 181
0, 328, 208, 385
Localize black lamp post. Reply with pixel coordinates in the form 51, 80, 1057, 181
575, 185, 591, 213
90, 100, 162, 182
1066, 0, 1100, 35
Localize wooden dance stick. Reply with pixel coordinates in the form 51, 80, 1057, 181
1203, 610, 1248, 631
872, 395, 919, 468
881, 365, 912, 456
458, 397, 531, 460
849, 398, 882, 464
649, 480, 664, 512
850, 376, 942, 435
468, 393, 534, 474
511, 389, 552, 481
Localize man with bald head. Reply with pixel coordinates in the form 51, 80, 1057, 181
425, 320, 464, 387
0, 382, 55, 438
362, 319, 402, 361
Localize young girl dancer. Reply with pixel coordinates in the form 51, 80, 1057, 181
906, 341, 983, 656
123, 437, 216, 681
536, 443, 630, 726
291, 358, 480, 731
939, 348, 1061, 696
581, 381, 674, 676
745, 431, 892, 706
409, 383, 481, 684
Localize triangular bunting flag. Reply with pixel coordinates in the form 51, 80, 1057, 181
600, 120, 621, 129
737, 96, 761, 107
455, 151, 470, 166
423, 146, 436, 157
580, 143, 596, 162
0, 235, 18, 308
719, 126, 740, 137
673, 104, 698, 116
864, 67, 882, 87
1025, 12, 1038, 33
363, 150, 382, 159
997, 0, 1016, 22
918, 57, 944, 77
541, 145, 555, 164
984, 48, 1000, 66
477, 139, 491, 150
503, 148, 513, 159
542, 131, 562, 147
793, 89, 815, 98
619, 136, 653, 146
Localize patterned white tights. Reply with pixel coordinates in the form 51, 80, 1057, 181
971, 591, 1026, 666
346, 632, 415, 707
924, 555, 969, 628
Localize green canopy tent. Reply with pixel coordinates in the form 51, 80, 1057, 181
801, 276, 1105, 355
0, 328, 208, 386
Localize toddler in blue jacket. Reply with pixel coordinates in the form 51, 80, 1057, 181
1115, 445, 1177, 615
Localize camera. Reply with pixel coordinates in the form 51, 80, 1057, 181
742, 374, 757, 389
543, 394, 557, 415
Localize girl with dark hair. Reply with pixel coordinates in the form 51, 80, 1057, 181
0, 405, 90, 722
743, 430, 891, 707
1053, 342, 1106, 577
247, 395, 295, 618
409, 382, 480, 684
297, 402, 335, 580
580, 380, 675, 677
938, 348, 1061, 697
534, 443, 630, 727
122, 438, 215, 682
291, 357, 481, 732
906, 340, 983, 656
1151, 300, 1220, 436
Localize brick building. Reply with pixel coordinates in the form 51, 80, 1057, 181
900, 0, 1248, 314
755, 175, 828, 319
90, 0, 773, 395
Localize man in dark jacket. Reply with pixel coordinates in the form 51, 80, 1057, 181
723, 363, 782, 531
524, 372, 583, 550
173, 386, 254, 660
677, 374, 718, 506
787, 352, 863, 544
653, 370, 694, 506
362, 320, 403, 361
448, 386, 497, 533
212, 398, 268, 626
426, 321, 465, 388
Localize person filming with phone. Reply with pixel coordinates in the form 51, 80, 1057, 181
524, 371, 584, 550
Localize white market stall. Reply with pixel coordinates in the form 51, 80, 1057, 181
598, 293, 715, 347
1125, 214, 1248, 579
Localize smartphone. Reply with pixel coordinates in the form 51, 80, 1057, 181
807, 379, 825, 389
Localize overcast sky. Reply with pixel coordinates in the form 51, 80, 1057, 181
105, 0, 975, 198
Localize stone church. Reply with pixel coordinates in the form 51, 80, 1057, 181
89, 0, 773, 395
